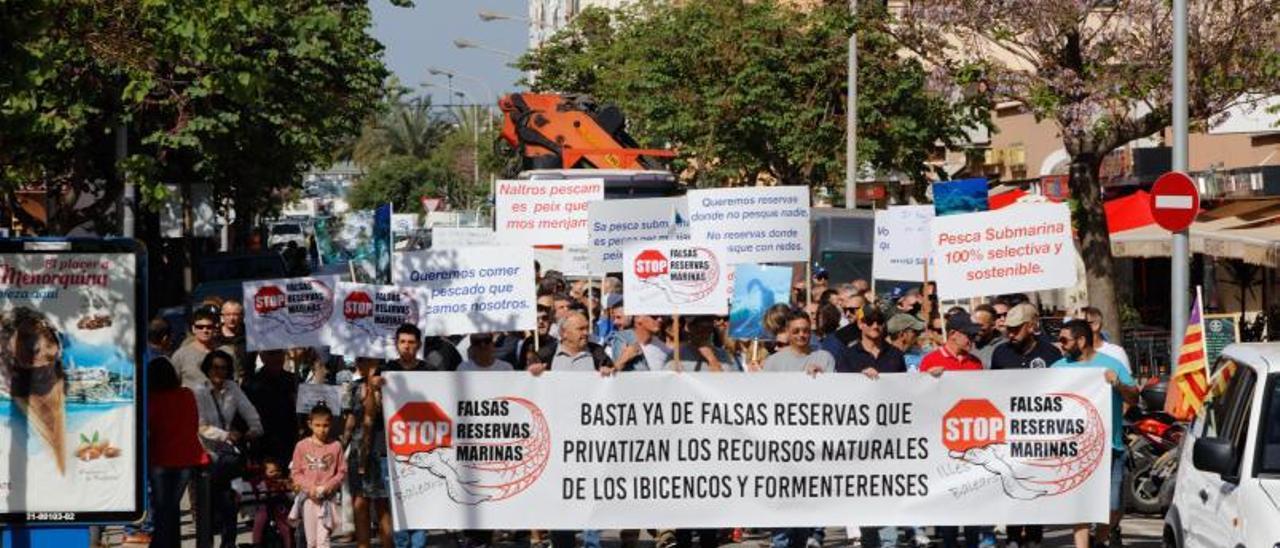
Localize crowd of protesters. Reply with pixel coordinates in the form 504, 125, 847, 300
131, 266, 1136, 548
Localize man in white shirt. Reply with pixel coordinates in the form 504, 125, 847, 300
1082, 306, 1132, 374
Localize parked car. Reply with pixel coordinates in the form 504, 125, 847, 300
1164, 343, 1280, 548
267, 221, 307, 250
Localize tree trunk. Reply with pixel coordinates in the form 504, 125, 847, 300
1069, 152, 1123, 337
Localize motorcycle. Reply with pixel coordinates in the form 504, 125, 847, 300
1123, 378, 1185, 515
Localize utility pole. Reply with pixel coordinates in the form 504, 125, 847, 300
1170, 0, 1190, 355
845, 0, 858, 210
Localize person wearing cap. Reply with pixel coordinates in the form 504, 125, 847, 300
836, 306, 905, 378
991, 303, 1061, 372
918, 312, 983, 375
886, 313, 926, 372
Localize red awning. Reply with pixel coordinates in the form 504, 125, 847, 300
989, 188, 1028, 210
1105, 190, 1156, 234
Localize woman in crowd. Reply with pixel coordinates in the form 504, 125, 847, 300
343, 356, 393, 548
194, 350, 263, 548
147, 357, 208, 548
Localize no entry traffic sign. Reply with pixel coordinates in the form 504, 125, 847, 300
1150, 171, 1200, 232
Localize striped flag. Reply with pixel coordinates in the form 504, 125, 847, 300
1165, 293, 1210, 420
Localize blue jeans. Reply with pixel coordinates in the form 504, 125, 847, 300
148, 467, 192, 548
394, 530, 429, 548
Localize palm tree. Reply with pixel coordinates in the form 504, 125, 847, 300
351, 96, 453, 167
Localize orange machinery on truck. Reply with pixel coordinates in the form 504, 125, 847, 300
499, 92, 676, 171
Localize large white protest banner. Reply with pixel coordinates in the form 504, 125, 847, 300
431, 227, 496, 248
686, 186, 809, 264
328, 282, 431, 358
393, 246, 536, 336
622, 240, 730, 315
930, 203, 1077, 300
244, 276, 339, 351
495, 179, 605, 246
382, 369, 1112, 529
588, 197, 689, 273
873, 206, 933, 282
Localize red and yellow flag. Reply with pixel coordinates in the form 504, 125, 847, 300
1165, 293, 1210, 421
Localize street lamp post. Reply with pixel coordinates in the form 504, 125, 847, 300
453, 38, 518, 60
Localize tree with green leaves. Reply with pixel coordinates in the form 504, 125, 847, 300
351, 94, 454, 168
0, 0, 405, 235
892, 1, 1280, 333
517, 0, 989, 193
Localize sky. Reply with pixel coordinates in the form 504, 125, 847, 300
370, 0, 531, 107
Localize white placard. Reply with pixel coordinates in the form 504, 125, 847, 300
393, 246, 537, 336
495, 179, 605, 246
873, 206, 934, 282
562, 245, 594, 277
622, 240, 729, 315
244, 276, 339, 351
431, 227, 496, 248
929, 203, 1077, 300
687, 186, 810, 264
588, 197, 690, 273
328, 282, 430, 358
391, 214, 419, 235
296, 384, 343, 415
382, 369, 1112, 530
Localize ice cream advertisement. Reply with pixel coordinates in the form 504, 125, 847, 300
0, 251, 139, 519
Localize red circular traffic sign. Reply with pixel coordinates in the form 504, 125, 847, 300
1149, 172, 1200, 232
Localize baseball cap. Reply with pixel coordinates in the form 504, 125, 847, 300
946, 312, 981, 337
605, 294, 624, 309
886, 313, 926, 335
1004, 303, 1039, 328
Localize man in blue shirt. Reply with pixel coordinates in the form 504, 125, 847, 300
1052, 320, 1138, 548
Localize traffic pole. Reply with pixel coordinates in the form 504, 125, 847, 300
1171, 0, 1190, 359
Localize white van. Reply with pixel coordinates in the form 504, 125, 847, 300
1164, 343, 1280, 547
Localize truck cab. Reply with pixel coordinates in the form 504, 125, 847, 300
1165, 343, 1280, 548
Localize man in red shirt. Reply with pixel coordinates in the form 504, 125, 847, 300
919, 312, 983, 375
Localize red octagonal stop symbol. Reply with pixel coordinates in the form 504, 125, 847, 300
633, 249, 669, 280
942, 399, 1006, 452
387, 402, 453, 457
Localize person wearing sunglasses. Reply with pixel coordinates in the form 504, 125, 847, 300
759, 311, 831, 374
919, 313, 983, 376
1052, 320, 1138, 548
458, 333, 514, 372
172, 307, 223, 388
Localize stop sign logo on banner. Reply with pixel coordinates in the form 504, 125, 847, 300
942, 399, 1006, 453
343, 290, 374, 321
387, 402, 454, 457
633, 249, 669, 279
254, 285, 286, 314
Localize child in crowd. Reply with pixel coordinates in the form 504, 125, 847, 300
289, 404, 346, 548
251, 458, 296, 548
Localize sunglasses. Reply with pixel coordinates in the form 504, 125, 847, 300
1057, 337, 1074, 345
193, 323, 216, 331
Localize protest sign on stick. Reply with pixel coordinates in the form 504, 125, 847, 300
328, 282, 430, 358
873, 206, 934, 282
244, 276, 339, 351
393, 246, 537, 336
687, 186, 809, 264
929, 203, 1077, 301
495, 179, 605, 246
588, 197, 689, 273
622, 240, 730, 316
382, 369, 1112, 530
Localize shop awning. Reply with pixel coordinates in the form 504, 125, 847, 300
1110, 197, 1280, 268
